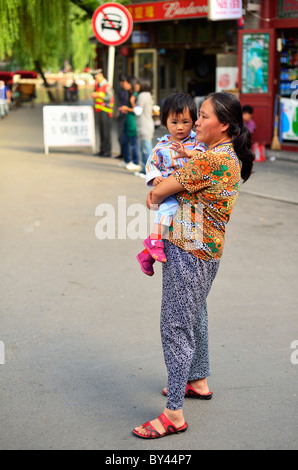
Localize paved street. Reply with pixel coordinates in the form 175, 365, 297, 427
0, 103, 297, 450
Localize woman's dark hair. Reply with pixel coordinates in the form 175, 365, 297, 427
161, 91, 197, 127
207, 92, 255, 182
137, 77, 152, 93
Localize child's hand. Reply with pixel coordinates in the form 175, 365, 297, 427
171, 142, 189, 159
152, 176, 163, 186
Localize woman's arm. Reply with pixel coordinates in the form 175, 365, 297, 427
146, 174, 184, 208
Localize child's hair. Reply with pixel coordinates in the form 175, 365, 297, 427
207, 92, 255, 182
137, 77, 152, 93
161, 91, 197, 127
242, 104, 254, 115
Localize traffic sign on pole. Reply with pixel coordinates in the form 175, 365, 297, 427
92, 3, 133, 47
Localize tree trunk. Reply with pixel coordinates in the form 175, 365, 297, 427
34, 60, 56, 103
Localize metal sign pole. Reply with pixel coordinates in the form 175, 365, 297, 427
107, 46, 115, 88
92, 3, 133, 89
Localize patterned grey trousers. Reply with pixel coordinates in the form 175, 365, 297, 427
161, 241, 220, 410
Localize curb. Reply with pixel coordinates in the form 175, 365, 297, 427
265, 148, 298, 163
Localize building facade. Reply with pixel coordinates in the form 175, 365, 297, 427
95, 0, 298, 150
238, 0, 298, 149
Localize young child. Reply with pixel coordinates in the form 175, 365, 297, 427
242, 105, 256, 135
137, 91, 206, 276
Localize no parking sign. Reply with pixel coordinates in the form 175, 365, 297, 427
92, 3, 133, 47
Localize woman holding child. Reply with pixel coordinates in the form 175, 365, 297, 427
133, 91, 254, 439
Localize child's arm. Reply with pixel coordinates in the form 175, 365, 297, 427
146, 147, 163, 186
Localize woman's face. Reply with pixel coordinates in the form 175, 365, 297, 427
195, 98, 228, 147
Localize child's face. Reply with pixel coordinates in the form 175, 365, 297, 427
243, 112, 252, 122
166, 109, 193, 143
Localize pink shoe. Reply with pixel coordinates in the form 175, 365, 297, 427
137, 251, 155, 276
143, 237, 167, 263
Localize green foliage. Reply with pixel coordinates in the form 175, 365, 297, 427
0, 0, 20, 59
0, 0, 130, 72
70, 3, 96, 72
0, 0, 71, 70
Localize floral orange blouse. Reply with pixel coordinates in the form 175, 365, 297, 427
169, 144, 241, 261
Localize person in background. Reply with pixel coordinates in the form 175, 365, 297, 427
242, 105, 256, 135
91, 69, 114, 157
118, 76, 141, 172
69, 80, 78, 102
116, 74, 130, 160
133, 78, 155, 178
0, 80, 11, 118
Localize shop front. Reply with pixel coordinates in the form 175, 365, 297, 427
125, 0, 240, 104
238, 0, 298, 150
275, 1, 298, 150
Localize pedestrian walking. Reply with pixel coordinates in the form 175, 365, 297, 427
133, 91, 254, 439
91, 69, 114, 157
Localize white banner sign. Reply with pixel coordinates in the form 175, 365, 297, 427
43, 106, 96, 154
208, 0, 242, 20
280, 97, 298, 142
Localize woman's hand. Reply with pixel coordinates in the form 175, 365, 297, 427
148, 175, 185, 206
118, 105, 129, 114
146, 191, 158, 210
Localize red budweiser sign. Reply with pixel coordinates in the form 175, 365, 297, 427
127, 0, 208, 22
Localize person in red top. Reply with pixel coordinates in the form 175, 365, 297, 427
91, 69, 114, 157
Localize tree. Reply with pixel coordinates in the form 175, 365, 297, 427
0, 0, 129, 72
0, 0, 71, 70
